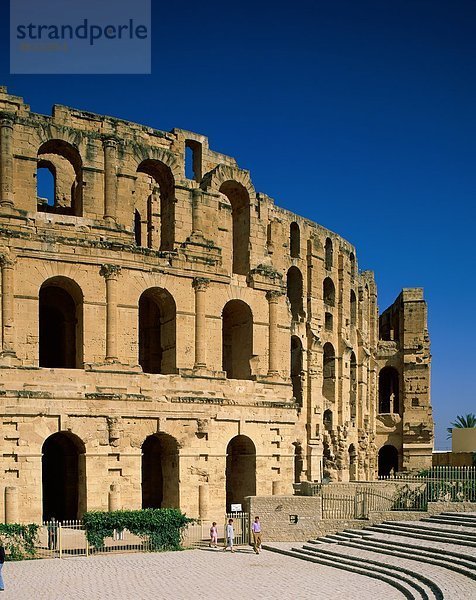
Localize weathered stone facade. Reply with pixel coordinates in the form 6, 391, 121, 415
0, 86, 433, 523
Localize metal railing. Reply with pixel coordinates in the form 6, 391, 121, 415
36, 515, 251, 558
319, 466, 476, 519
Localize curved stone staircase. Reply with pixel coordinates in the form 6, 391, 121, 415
264, 512, 476, 600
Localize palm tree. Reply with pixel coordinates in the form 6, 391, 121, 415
447, 413, 476, 439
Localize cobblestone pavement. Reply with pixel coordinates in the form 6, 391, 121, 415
3, 546, 407, 600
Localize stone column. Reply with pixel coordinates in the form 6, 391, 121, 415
108, 483, 121, 512
100, 264, 122, 362
4, 486, 19, 523
0, 114, 14, 209
103, 137, 118, 221
191, 188, 204, 235
266, 291, 282, 376
0, 251, 16, 355
198, 484, 209, 520
192, 277, 210, 369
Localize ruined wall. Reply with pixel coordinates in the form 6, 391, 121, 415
0, 86, 433, 523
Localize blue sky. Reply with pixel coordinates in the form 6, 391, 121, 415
1, 0, 475, 448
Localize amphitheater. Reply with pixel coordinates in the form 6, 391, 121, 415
0, 86, 433, 524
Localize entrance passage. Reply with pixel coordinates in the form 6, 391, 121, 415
142, 433, 179, 509
42, 432, 86, 521
226, 435, 256, 512
39, 278, 83, 368
378, 444, 399, 477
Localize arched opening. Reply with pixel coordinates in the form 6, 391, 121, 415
322, 343, 336, 403
290, 222, 300, 258
141, 433, 179, 509
226, 435, 256, 511
350, 352, 357, 421
222, 300, 253, 380
349, 444, 357, 481
323, 409, 333, 432
136, 160, 175, 251
134, 209, 142, 246
293, 442, 303, 483
379, 367, 399, 414
185, 139, 202, 182
378, 444, 399, 477
350, 252, 356, 279
37, 139, 83, 216
220, 181, 250, 275
287, 266, 304, 321
350, 290, 357, 325
42, 432, 86, 521
291, 336, 303, 405
325, 312, 333, 331
39, 277, 83, 368
138, 288, 176, 374
325, 238, 333, 270
323, 277, 335, 306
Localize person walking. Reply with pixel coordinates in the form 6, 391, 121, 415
209, 522, 218, 548
252, 516, 262, 554
223, 518, 235, 552
0, 541, 5, 591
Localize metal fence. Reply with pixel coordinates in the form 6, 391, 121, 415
36, 514, 251, 558
319, 466, 476, 520
36, 520, 154, 558
225, 512, 250, 546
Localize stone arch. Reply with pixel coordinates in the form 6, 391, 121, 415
322, 343, 336, 403
290, 222, 300, 258
39, 276, 84, 369
379, 366, 400, 414
219, 180, 250, 275
348, 443, 357, 481
222, 299, 253, 380
37, 139, 83, 216
200, 164, 255, 200
136, 159, 176, 251
138, 287, 177, 374
323, 277, 335, 307
226, 435, 256, 511
323, 409, 333, 432
293, 441, 304, 484
378, 444, 399, 477
350, 351, 357, 421
287, 266, 304, 321
291, 335, 303, 405
350, 290, 357, 325
325, 237, 333, 270
350, 252, 356, 278
42, 431, 86, 521
141, 433, 180, 509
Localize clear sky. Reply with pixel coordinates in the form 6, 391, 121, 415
1, 0, 475, 448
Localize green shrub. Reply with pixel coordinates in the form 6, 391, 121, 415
82, 508, 194, 551
0, 523, 39, 561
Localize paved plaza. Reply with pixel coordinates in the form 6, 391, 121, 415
4, 514, 476, 599
3, 546, 407, 600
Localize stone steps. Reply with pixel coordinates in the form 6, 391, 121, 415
311, 535, 476, 581
341, 529, 476, 565
264, 544, 426, 600
264, 511, 476, 600
296, 544, 439, 600
367, 523, 476, 547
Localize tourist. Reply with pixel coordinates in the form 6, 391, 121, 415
0, 541, 5, 591
209, 522, 218, 548
223, 518, 235, 552
252, 516, 262, 554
